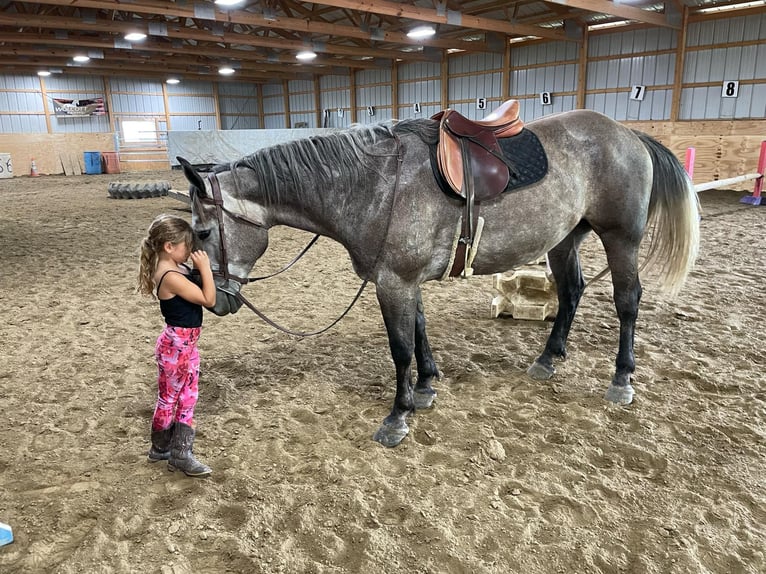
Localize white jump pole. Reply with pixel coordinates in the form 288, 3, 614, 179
685, 141, 765, 206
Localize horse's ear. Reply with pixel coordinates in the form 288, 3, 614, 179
177, 156, 207, 198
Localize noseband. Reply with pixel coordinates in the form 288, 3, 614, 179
196, 136, 402, 336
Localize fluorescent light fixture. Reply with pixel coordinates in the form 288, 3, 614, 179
588, 20, 631, 31
296, 50, 317, 61
73, 55, 90, 63
698, 0, 764, 13
407, 25, 436, 39
509, 35, 540, 44
124, 32, 147, 42
37, 70, 51, 77
218, 66, 235, 75
214, 0, 244, 5
166, 78, 180, 84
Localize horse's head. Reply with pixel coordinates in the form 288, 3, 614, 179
178, 157, 270, 316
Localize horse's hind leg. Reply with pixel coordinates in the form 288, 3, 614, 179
527, 224, 591, 381
413, 288, 438, 409
600, 230, 642, 405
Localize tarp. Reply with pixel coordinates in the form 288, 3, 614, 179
167, 128, 339, 167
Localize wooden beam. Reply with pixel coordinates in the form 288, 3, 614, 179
0, 13, 430, 62
309, 0, 570, 41
670, 6, 689, 122
14, 0, 496, 54
543, 0, 679, 29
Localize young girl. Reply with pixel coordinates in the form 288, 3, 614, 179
137, 214, 217, 477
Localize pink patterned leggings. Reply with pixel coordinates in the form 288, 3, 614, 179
152, 325, 201, 431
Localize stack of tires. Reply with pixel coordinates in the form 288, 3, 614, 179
107, 181, 170, 199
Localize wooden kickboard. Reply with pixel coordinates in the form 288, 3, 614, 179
60, 153, 83, 176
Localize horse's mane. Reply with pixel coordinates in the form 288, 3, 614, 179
213, 119, 439, 205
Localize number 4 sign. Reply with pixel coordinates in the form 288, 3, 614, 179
722, 81, 739, 98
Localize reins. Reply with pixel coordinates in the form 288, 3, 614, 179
199, 134, 403, 337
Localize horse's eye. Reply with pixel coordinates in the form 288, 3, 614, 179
196, 229, 211, 241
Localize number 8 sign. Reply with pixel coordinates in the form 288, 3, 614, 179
722, 81, 739, 98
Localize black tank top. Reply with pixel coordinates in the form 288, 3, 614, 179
157, 268, 203, 328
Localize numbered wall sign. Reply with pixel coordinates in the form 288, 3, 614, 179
630, 85, 646, 101
722, 81, 739, 98
367, 106, 375, 117
539, 92, 552, 106
337, 108, 344, 118
476, 97, 487, 110
413, 102, 421, 114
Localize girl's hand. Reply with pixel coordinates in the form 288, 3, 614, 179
190, 250, 211, 270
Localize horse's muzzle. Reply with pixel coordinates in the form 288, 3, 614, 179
207, 281, 243, 316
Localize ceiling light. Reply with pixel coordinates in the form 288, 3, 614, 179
407, 25, 436, 39
588, 20, 631, 31
218, 66, 235, 75
124, 32, 147, 42
214, 0, 245, 5
37, 70, 51, 77
296, 50, 317, 61
73, 55, 90, 63
166, 78, 180, 84
697, 0, 765, 13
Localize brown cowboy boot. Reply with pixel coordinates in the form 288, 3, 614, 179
167, 423, 212, 477
147, 423, 175, 462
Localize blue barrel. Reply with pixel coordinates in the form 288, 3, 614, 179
84, 151, 102, 174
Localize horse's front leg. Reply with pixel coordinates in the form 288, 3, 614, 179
373, 284, 418, 447
413, 288, 438, 410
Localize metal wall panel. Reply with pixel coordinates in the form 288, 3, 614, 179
218, 82, 259, 97
263, 115, 285, 129
170, 116, 217, 131
398, 61, 440, 81
356, 68, 391, 85
0, 92, 44, 113
357, 85, 391, 109
396, 103, 438, 120
219, 97, 259, 116
167, 96, 216, 114
262, 83, 282, 97
262, 94, 284, 115
320, 75, 350, 90
220, 115, 260, 130
110, 93, 164, 114
289, 112, 315, 128
399, 79, 440, 106
289, 92, 314, 113
0, 74, 40, 90
0, 115, 47, 133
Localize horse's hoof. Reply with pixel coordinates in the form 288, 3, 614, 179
604, 384, 634, 405
527, 361, 555, 381
413, 388, 436, 409
373, 421, 409, 448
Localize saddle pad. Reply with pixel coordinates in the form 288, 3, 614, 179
430, 128, 548, 198
496, 128, 548, 194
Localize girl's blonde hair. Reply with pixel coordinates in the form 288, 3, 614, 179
137, 214, 194, 297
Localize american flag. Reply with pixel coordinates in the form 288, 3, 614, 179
52, 97, 106, 117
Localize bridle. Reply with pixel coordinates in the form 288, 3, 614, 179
195, 135, 403, 337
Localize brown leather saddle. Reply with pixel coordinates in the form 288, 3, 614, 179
431, 99, 524, 201
430, 99, 526, 278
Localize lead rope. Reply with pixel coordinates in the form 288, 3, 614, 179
232, 134, 404, 337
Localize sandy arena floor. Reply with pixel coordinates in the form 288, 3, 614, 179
0, 171, 764, 573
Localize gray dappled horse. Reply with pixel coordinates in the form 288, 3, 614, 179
180, 109, 699, 447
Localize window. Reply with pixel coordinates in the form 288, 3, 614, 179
122, 120, 157, 143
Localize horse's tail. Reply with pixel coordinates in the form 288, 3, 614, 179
634, 130, 700, 296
